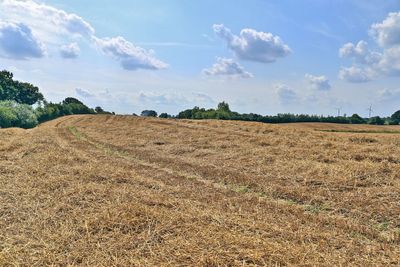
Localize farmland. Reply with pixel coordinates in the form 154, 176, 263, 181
0, 115, 399, 266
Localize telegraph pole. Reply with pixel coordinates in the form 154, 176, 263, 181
367, 105, 373, 118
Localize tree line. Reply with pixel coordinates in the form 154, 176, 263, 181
145, 102, 400, 125
1, 69, 400, 128
0, 70, 112, 128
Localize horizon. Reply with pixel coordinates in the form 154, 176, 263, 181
1, 0, 400, 117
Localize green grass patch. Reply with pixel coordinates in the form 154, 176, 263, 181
232, 185, 251, 193
304, 203, 330, 214
377, 221, 390, 231
68, 126, 85, 139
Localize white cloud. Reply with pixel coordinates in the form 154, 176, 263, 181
1, 0, 95, 39
0, 0, 167, 71
275, 84, 298, 104
338, 66, 374, 83
339, 12, 400, 82
305, 73, 331, 91
0, 21, 45, 59
203, 58, 253, 79
376, 46, 400, 76
94, 36, 168, 70
339, 41, 382, 65
370, 12, 400, 47
213, 24, 291, 63
60, 42, 80, 58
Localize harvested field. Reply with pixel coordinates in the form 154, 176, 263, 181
0, 115, 399, 266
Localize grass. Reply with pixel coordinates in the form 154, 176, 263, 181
0, 115, 399, 266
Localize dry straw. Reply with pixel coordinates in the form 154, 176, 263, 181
0, 115, 399, 266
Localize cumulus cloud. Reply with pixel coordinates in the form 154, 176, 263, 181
338, 66, 374, 83
377, 46, 400, 76
370, 12, 400, 47
0, 0, 167, 70
339, 12, 400, 82
339, 41, 382, 65
0, 21, 45, 59
60, 42, 80, 58
305, 73, 331, 91
1, 0, 95, 39
275, 84, 298, 104
94, 36, 168, 70
203, 58, 253, 79
213, 24, 291, 63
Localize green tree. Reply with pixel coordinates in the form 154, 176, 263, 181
14, 82, 44, 105
0, 101, 38, 128
217, 101, 230, 112
368, 116, 385, 125
350, 114, 365, 124
0, 70, 44, 104
159, 113, 171, 118
141, 110, 157, 117
95, 106, 105, 113
390, 110, 400, 124
0, 105, 17, 128
62, 97, 84, 105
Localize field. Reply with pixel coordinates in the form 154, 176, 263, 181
0, 115, 399, 266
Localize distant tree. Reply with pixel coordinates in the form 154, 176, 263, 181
177, 107, 196, 119
390, 110, 400, 124
94, 106, 114, 115
36, 99, 95, 123
159, 113, 171, 118
350, 114, 365, 124
141, 110, 157, 117
368, 116, 385, 125
217, 101, 231, 112
95, 106, 105, 113
62, 97, 84, 105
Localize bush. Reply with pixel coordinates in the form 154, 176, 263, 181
368, 116, 385, 125
0, 106, 17, 128
141, 110, 158, 117
0, 101, 38, 128
36, 100, 95, 123
159, 113, 172, 118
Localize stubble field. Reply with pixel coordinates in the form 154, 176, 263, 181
0, 115, 399, 266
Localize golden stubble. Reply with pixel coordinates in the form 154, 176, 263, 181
0, 115, 399, 266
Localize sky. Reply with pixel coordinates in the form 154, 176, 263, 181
0, 0, 400, 116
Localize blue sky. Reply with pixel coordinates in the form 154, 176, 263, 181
1, 0, 400, 116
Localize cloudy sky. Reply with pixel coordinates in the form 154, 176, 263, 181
1, 0, 400, 116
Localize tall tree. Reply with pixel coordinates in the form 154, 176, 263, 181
0, 70, 44, 105
217, 101, 231, 112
